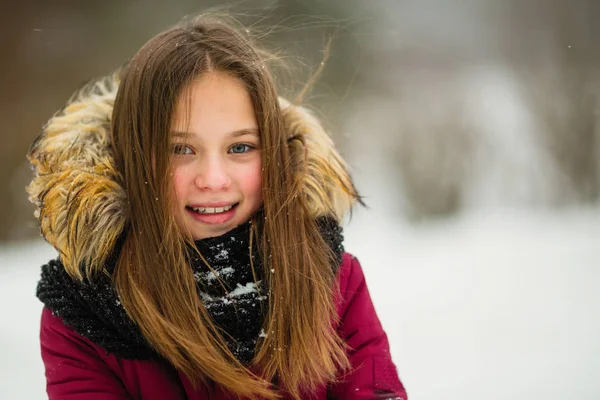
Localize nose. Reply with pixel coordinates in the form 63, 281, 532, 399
194, 156, 231, 191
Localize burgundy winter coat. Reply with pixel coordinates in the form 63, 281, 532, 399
40, 253, 406, 399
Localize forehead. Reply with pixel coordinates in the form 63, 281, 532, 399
171, 72, 258, 137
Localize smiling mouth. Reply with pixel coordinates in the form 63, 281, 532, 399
186, 203, 239, 214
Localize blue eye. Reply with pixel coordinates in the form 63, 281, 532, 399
229, 144, 253, 154
173, 144, 194, 155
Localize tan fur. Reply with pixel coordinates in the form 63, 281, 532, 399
26, 72, 126, 279
26, 71, 356, 278
279, 97, 358, 223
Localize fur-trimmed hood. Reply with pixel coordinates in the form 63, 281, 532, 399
26, 70, 357, 276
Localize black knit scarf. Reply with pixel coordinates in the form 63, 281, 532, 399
36, 217, 344, 363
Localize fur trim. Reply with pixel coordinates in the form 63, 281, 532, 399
26, 71, 356, 278
27, 72, 126, 279
279, 97, 358, 223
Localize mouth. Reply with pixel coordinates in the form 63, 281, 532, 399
186, 203, 238, 215
185, 202, 239, 225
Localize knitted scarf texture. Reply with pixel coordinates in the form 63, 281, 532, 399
37, 217, 344, 364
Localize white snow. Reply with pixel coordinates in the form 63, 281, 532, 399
344, 205, 600, 400
1, 206, 599, 399
203, 266, 235, 281
0, 240, 58, 399
228, 281, 261, 297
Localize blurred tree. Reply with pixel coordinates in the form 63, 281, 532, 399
508, 0, 600, 203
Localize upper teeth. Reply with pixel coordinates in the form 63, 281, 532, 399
192, 205, 234, 214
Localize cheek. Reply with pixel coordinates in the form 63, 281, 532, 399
171, 167, 189, 204
238, 160, 262, 200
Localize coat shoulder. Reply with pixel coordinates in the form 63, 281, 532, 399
40, 307, 189, 399
40, 307, 108, 360
334, 252, 368, 316
336, 252, 363, 292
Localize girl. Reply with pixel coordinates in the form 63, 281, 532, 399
27, 14, 407, 400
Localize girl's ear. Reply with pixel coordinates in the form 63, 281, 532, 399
278, 97, 360, 222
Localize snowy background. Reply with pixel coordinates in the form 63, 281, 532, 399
2, 1, 600, 399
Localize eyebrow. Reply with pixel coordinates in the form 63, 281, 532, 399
171, 128, 259, 139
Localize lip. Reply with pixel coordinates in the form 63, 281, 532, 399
188, 201, 238, 208
186, 203, 238, 225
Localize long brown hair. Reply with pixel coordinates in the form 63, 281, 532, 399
111, 15, 355, 399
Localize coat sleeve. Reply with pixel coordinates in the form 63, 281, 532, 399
40, 307, 132, 399
327, 254, 408, 400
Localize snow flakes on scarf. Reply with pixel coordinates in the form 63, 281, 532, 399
190, 221, 267, 364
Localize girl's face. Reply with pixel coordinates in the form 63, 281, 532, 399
170, 72, 263, 240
